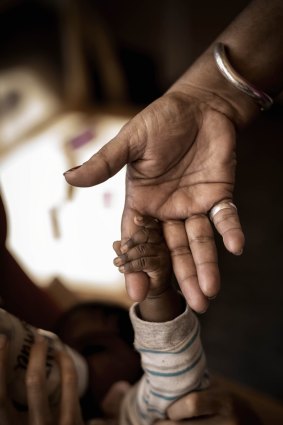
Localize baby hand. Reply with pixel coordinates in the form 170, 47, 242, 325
113, 216, 172, 298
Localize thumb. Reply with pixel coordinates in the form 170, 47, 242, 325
101, 381, 131, 418
167, 390, 220, 420
63, 132, 130, 188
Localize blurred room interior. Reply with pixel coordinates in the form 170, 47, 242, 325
0, 1, 282, 423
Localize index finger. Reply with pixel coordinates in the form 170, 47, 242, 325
57, 350, 84, 425
26, 335, 53, 425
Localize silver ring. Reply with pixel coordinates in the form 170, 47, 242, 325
209, 201, 237, 221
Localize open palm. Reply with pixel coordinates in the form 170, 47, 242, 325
65, 91, 244, 312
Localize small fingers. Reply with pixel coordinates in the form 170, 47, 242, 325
124, 273, 150, 302
121, 226, 162, 254
114, 243, 159, 269
185, 215, 220, 299
209, 200, 245, 255
121, 208, 150, 301
113, 240, 122, 256
117, 255, 161, 274
133, 215, 161, 231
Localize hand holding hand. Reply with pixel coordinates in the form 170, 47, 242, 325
113, 215, 172, 298
156, 377, 262, 425
65, 90, 244, 312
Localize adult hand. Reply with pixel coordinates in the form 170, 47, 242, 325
0, 334, 84, 425
156, 377, 262, 425
64, 90, 244, 312
64, 0, 283, 312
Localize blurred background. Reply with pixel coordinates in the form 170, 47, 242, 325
0, 0, 282, 416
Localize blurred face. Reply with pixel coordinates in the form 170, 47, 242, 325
56, 304, 142, 416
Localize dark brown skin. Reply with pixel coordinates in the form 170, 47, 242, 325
0, 335, 84, 425
113, 216, 184, 323
64, 0, 283, 313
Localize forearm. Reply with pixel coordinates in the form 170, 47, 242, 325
138, 285, 184, 322
1, 248, 62, 330
168, 0, 283, 127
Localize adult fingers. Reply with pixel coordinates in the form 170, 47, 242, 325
163, 220, 209, 313
26, 335, 53, 425
185, 214, 220, 299
209, 200, 245, 255
62, 111, 147, 188
63, 135, 129, 187
57, 350, 84, 425
0, 335, 16, 425
0, 335, 8, 408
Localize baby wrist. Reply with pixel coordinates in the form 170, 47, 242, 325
138, 286, 184, 323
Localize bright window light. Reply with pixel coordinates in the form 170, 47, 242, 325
0, 112, 128, 293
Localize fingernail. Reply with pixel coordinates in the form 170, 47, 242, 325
198, 305, 209, 314
113, 257, 121, 266
63, 165, 82, 175
135, 216, 143, 222
119, 266, 125, 273
0, 334, 7, 348
120, 245, 128, 254
235, 249, 243, 256
35, 332, 46, 343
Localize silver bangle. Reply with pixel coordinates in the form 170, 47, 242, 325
214, 42, 273, 111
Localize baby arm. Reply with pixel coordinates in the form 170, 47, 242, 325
114, 215, 183, 322
113, 217, 209, 424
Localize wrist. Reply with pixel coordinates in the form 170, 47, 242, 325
167, 46, 260, 129
139, 286, 184, 323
